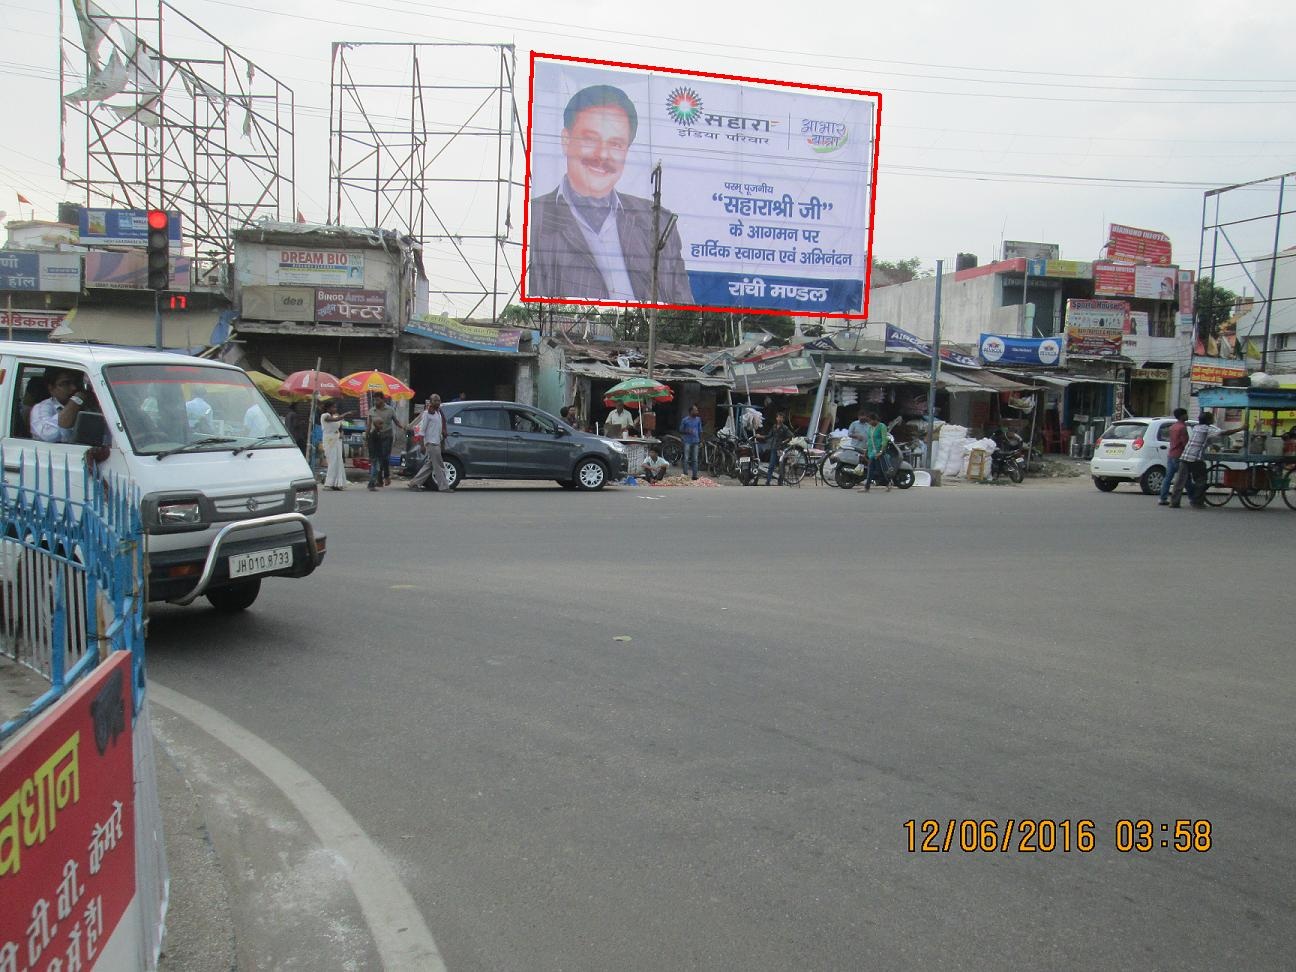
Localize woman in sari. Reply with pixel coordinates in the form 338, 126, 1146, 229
320, 400, 353, 490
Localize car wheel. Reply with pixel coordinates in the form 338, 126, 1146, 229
1093, 476, 1119, 492
574, 458, 607, 490
556, 479, 577, 489
1139, 465, 1165, 495
206, 578, 261, 613
443, 457, 463, 490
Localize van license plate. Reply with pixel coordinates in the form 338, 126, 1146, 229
229, 546, 292, 579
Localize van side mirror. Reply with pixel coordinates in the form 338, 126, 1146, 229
74, 411, 108, 446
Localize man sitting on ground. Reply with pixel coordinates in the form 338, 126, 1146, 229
640, 446, 669, 483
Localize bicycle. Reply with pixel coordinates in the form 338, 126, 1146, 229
780, 434, 830, 486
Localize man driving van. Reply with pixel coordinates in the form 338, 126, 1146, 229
30, 368, 91, 443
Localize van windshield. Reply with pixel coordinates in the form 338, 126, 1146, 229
103, 363, 293, 456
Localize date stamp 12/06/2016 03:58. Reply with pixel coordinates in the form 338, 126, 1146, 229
903, 819, 1213, 854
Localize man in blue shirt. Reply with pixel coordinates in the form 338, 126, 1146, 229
679, 404, 703, 480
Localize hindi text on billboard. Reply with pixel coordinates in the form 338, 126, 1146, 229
524, 55, 879, 318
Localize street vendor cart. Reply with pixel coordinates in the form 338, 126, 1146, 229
1196, 386, 1296, 510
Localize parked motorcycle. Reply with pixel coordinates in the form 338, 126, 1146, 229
831, 437, 915, 490
990, 429, 1027, 483
736, 441, 759, 486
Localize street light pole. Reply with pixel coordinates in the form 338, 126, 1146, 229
1259, 173, 1285, 372
1020, 262, 1030, 338
925, 260, 944, 469
648, 161, 662, 380
646, 161, 678, 382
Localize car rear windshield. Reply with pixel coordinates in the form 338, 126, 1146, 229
1101, 422, 1148, 441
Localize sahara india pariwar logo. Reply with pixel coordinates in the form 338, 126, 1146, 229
666, 87, 704, 125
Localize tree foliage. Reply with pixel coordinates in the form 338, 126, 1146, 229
1194, 277, 1238, 339
871, 257, 931, 287
496, 303, 534, 326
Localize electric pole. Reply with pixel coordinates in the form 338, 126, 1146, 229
646, 160, 678, 380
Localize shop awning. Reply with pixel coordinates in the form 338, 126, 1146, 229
827, 367, 924, 387
51, 305, 223, 350
400, 330, 537, 357
829, 365, 1045, 394
964, 371, 1037, 391
566, 361, 733, 388
1004, 372, 1124, 388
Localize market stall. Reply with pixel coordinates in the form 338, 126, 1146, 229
1194, 385, 1296, 510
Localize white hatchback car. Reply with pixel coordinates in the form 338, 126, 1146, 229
1090, 417, 1191, 495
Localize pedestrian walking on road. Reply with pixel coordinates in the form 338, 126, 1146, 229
408, 394, 450, 492
366, 392, 406, 491
1158, 407, 1189, 505
1168, 410, 1243, 507
679, 404, 703, 480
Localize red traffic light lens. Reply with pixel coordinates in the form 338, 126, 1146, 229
147, 209, 169, 231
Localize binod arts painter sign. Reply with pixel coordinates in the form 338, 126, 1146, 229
524, 54, 880, 318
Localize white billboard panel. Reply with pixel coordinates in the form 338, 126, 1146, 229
525, 56, 879, 317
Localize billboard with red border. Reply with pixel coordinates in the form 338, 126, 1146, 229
1, 652, 136, 970
522, 53, 881, 319
1106, 223, 1172, 264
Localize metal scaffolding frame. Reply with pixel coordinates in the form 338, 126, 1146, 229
59, 0, 295, 286
1196, 170, 1295, 372
328, 42, 524, 320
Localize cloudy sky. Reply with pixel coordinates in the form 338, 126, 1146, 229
3, 0, 1294, 309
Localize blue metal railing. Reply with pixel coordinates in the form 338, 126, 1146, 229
0, 449, 145, 742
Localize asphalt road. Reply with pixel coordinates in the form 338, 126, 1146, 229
147, 475, 1296, 971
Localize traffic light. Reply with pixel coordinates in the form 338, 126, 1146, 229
146, 209, 170, 291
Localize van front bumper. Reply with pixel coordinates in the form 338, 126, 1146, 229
148, 513, 325, 603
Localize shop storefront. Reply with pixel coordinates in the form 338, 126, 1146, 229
1128, 366, 1173, 417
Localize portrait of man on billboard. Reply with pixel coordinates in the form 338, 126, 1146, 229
528, 84, 694, 306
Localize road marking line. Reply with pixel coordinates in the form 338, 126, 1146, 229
150, 683, 446, 971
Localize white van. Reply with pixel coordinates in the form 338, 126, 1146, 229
0, 342, 324, 611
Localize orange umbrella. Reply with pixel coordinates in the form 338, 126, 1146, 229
339, 370, 416, 400
278, 370, 343, 401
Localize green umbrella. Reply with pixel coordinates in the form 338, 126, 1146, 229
603, 377, 674, 408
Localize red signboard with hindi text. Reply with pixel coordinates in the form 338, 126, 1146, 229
1, 652, 136, 971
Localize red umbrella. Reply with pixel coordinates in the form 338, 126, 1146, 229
339, 370, 416, 400
278, 370, 343, 401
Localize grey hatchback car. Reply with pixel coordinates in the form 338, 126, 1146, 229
433, 400, 628, 490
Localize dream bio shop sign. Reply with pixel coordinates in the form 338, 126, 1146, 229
272, 248, 366, 288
